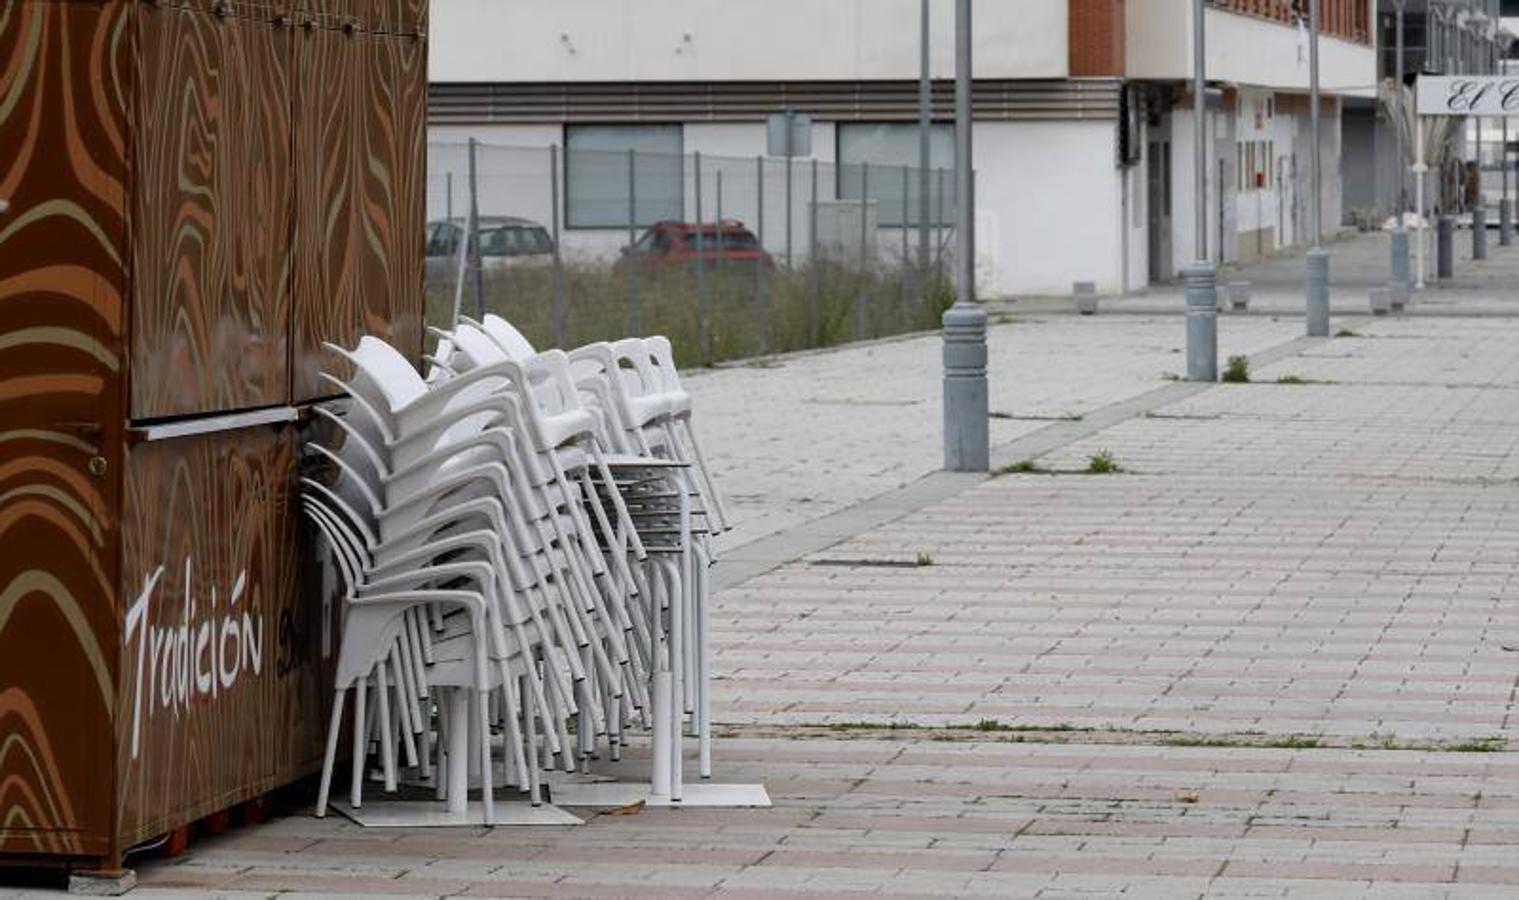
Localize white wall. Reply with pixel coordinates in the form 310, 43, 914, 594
430, 0, 1067, 83
976, 121, 1127, 297
1127, 0, 1376, 98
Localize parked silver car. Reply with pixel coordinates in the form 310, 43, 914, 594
425, 216, 555, 280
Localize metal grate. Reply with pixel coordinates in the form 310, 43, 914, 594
429, 79, 1123, 125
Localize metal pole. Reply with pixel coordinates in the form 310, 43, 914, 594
942, 0, 987, 472
901, 164, 911, 323
1392, 0, 1410, 285
919, 0, 932, 280
1305, 0, 1330, 337
446, 171, 454, 223
627, 148, 639, 335
1416, 122, 1427, 289
785, 151, 794, 268
550, 144, 566, 347
936, 166, 947, 286
716, 168, 724, 279
467, 137, 485, 320
857, 162, 869, 340
810, 158, 820, 343
695, 152, 709, 363
757, 155, 767, 353
1184, 0, 1217, 381
1503, 114, 1513, 245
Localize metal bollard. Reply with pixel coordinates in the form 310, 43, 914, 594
1306, 249, 1330, 337
942, 305, 990, 472
1390, 283, 1409, 312
1370, 287, 1390, 316
1227, 280, 1251, 311
1073, 281, 1097, 315
1183, 264, 1218, 382
1473, 206, 1488, 261
1503, 200, 1515, 247
1390, 228, 1410, 287
1436, 215, 1454, 279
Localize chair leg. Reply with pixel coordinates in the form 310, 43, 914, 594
315, 688, 347, 817
351, 675, 367, 809
477, 685, 495, 826
376, 663, 396, 792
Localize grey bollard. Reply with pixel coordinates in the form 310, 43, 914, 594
1390, 283, 1409, 312
1306, 248, 1330, 337
1073, 281, 1097, 315
942, 304, 990, 472
1183, 264, 1218, 382
1390, 228, 1410, 287
1226, 280, 1251, 311
1370, 288, 1390, 316
1436, 215, 1454, 279
1503, 200, 1515, 247
1473, 206, 1488, 260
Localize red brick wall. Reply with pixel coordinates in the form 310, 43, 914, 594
1069, 0, 1125, 78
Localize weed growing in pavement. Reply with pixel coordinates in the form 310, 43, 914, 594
1222, 355, 1251, 383
914, 552, 935, 567
1086, 450, 1123, 474
998, 459, 1050, 475
1161, 371, 1182, 381
1335, 328, 1362, 338
1445, 737, 1507, 752
1275, 374, 1306, 384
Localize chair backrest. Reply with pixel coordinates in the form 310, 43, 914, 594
480, 314, 538, 361
345, 336, 430, 413
644, 336, 684, 394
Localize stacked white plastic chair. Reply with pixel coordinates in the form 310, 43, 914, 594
303, 315, 761, 825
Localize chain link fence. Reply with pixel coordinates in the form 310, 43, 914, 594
425, 141, 957, 368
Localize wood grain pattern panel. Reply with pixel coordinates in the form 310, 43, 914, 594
132, 5, 291, 418
115, 425, 331, 846
291, 26, 425, 401
0, 0, 129, 859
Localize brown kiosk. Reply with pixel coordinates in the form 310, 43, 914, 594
0, 0, 427, 878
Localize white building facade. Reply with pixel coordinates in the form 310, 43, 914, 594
428, 0, 1376, 297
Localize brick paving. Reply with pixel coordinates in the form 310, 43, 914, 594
27, 233, 1518, 898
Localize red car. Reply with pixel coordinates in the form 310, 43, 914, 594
619, 220, 774, 270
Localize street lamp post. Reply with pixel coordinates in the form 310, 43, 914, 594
1305, 0, 1330, 337
942, 0, 988, 472
1391, 0, 1410, 285
1184, 0, 1218, 381
1504, 33, 1515, 245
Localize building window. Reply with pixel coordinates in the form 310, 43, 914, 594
836, 123, 957, 227
565, 124, 683, 228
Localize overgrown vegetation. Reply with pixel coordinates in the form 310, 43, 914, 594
428, 259, 956, 368
1221, 354, 1251, 383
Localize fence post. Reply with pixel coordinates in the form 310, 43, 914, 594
936, 166, 947, 289
785, 155, 794, 268
900, 164, 910, 327
467, 137, 484, 319
756, 155, 767, 354
810, 158, 820, 344
857, 162, 869, 340
716, 169, 724, 277
627, 148, 639, 335
550, 143, 566, 347
695, 152, 710, 364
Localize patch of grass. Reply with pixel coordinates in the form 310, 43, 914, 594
1221, 355, 1251, 383
1445, 737, 1507, 753
1086, 450, 1123, 474
1161, 371, 1182, 382
822, 721, 922, 732
914, 552, 935, 567
998, 459, 1049, 475
1163, 733, 1319, 750
1275, 374, 1307, 385
1335, 328, 1362, 338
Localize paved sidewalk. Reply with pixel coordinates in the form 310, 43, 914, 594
39, 233, 1519, 898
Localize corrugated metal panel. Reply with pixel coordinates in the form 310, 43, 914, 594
429, 79, 1123, 124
